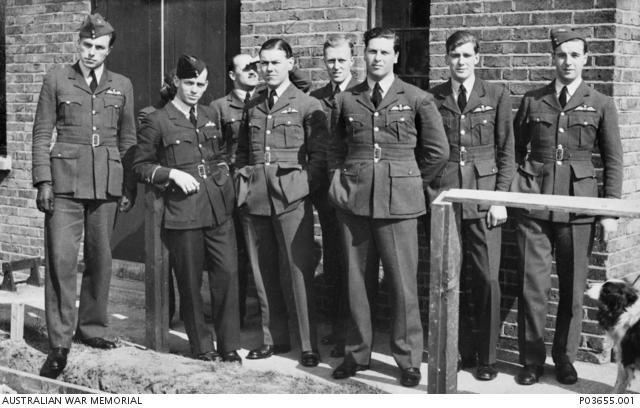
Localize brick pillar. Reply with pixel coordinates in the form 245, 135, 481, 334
428, 0, 640, 363
1, 0, 90, 262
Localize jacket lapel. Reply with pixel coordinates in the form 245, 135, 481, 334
375, 77, 402, 112
563, 80, 591, 112
352, 81, 375, 112
437, 80, 459, 114
462, 79, 487, 114
541, 81, 562, 111
269, 83, 294, 113
94, 68, 112, 95
165, 102, 194, 129
69, 62, 91, 94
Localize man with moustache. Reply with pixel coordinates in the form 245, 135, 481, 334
511, 28, 623, 385
328, 27, 448, 387
309, 35, 360, 358
210, 54, 260, 326
236, 38, 327, 367
32, 13, 136, 379
134, 55, 242, 364
427, 30, 514, 381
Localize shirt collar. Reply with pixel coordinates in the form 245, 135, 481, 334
555, 77, 582, 97
451, 75, 475, 98
333, 73, 353, 93
233, 88, 253, 102
366, 73, 395, 98
78, 62, 104, 86
269, 79, 291, 98
171, 97, 196, 119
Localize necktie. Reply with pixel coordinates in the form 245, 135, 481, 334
189, 106, 197, 128
371, 82, 382, 108
333, 84, 341, 98
457, 84, 467, 112
559, 86, 568, 108
243, 91, 251, 106
268, 90, 276, 110
90, 69, 98, 93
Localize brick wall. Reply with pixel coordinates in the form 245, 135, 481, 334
240, 0, 368, 86
1, 0, 90, 262
429, 0, 640, 363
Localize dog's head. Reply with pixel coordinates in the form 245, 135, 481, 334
587, 279, 639, 331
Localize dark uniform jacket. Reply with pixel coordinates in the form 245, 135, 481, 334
235, 84, 328, 216
511, 80, 623, 223
328, 77, 449, 219
310, 77, 362, 118
210, 91, 246, 169
133, 102, 235, 230
32, 63, 136, 198
427, 78, 515, 219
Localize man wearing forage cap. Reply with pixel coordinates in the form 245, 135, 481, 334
134, 55, 242, 365
511, 27, 622, 386
32, 13, 136, 379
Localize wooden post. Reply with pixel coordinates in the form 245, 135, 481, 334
10, 303, 24, 340
428, 199, 461, 394
144, 185, 170, 352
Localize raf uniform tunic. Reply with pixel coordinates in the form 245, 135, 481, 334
133, 102, 240, 355
31, 63, 136, 348
309, 77, 360, 350
236, 83, 327, 352
511, 80, 623, 366
328, 78, 448, 369
428, 78, 515, 365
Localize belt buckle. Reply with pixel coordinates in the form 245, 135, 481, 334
264, 150, 271, 165
459, 146, 467, 166
91, 133, 100, 147
373, 143, 382, 163
555, 144, 564, 164
197, 164, 207, 178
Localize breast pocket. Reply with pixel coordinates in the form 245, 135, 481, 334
162, 133, 194, 166
201, 125, 223, 156
568, 113, 598, 148
346, 114, 367, 142
273, 115, 303, 148
57, 94, 83, 126
103, 95, 123, 129
386, 112, 415, 141
527, 112, 556, 145
470, 113, 496, 145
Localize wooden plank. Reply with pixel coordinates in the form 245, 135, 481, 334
0, 365, 100, 394
427, 201, 461, 394
10, 303, 24, 340
439, 189, 640, 218
144, 185, 170, 352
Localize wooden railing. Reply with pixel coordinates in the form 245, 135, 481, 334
428, 189, 640, 393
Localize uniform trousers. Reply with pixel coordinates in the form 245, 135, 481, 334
44, 196, 117, 348
337, 211, 423, 370
242, 200, 318, 351
457, 217, 502, 365
165, 218, 240, 355
515, 215, 594, 366
311, 189, 348, 343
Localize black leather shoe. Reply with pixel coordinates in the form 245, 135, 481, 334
400, 367, 422, 387
300, 350, 320, 367
332, 361, 370, 379
475, 364, 498, 381
330, 344, 345, 358
39, 348, 69, 379
457, 354, 476, 372
515, 365, 544, 385
555, 361, 578, 384
79, 337, 116, 349
246, 344, 291, 360
196, 350, 222, 362
221, 350, 242, 364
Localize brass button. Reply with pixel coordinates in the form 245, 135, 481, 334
267, 115, 272, 119
400, 117, 405, 122
92, 110, 96, 115
560, 112, 565, 116
559, 128, 565, 133
460, 130, 466, 135
266, 130, 271, 135
199, 144, 203, 148
374, 112, 379, 117
374, 127, 379, 132
92, 126, 97, 131
176, 140, 180, 144
460, 115, 465, 119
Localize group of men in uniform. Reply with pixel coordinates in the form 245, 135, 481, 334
32, 12, 622, 389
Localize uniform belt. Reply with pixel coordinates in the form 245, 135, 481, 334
346, 144, 416, 162
56, 134, 117, 147
254, 148, 305, 165
448, 144, 495, 165
529, 146, 592, 162
174, 161, 229, 179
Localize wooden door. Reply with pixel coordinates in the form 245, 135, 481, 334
93, 0, 239, 262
